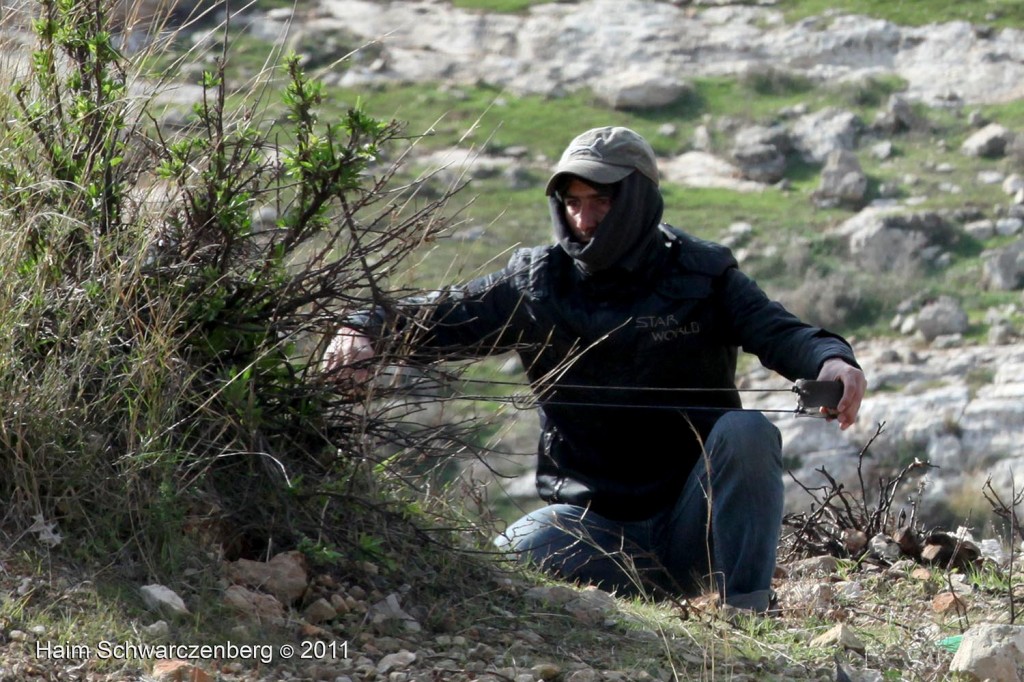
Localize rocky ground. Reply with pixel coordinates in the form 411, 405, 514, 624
300, 0, 1024, 107
5, 525, 1024, 682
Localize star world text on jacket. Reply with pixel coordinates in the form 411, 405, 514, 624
636, 315, 701, 341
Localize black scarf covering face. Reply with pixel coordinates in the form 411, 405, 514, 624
550, 172, 665, 275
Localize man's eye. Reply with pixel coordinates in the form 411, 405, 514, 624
596, 197, 612, 210
565, 199, 582, 211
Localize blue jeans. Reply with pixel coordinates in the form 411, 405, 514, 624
495, 412, 783, 611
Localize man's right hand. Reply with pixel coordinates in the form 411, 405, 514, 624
323, 327, 375, 384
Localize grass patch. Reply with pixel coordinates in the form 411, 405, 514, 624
450, 0, 543, 12
778, 0, 1024, 28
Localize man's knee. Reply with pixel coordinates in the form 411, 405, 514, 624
494, 504, 589, 555
706, 411, 783, 475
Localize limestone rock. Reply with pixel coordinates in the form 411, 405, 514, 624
982, 239, 1024, 290
791, 107, 862, 164
810, 623, 866, 655
142, 620, 170, 639
226, 550, 308, 605
524, 585, 578, 605
369, 592, 422, 632
785, 555, 839, 578
592, 70, 690, 110
835, 207, 955, 274
951, 624, 1024, 681
532, 663, 562, 681
140, 584, 190, 618
732, 142, 787, 184
916, 296, 969, 342
961, 123, 1012, 158
1005, 174, 1024, 196
222, 584, 285, 623
868, 533, 901, 563
312, 1, 1024, 106
873, 94, 927, 134
377, 650, 417, 675
815, 149, 867, 207
731, 124, 791, 183
565, 587, 617, 625
661, 151, 768, 193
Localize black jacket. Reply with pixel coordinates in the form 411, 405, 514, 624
373, 226, 858, 521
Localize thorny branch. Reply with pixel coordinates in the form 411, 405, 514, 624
983, 474, 1024, 624
781, 422, 936, 562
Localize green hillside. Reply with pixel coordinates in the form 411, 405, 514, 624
0, 2, 1022, 680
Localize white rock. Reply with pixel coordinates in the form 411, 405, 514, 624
961, 123, 1011, 158
369, 593, 422, 632
978, 170, 1005, 185
916, 296, 969, 342
1005, 174, 1024, 195
377, 650, 417, 674
791, 107, 861, 164
142, 620, 170, 638
816, 149, 867, 205
592, 71, 690, 110
964, 219, 996, 240
140, 584, 190, 617
317, 1, 1024, 105
951, 624, 1024, 681
996, 218, 1024, 236
661, 151, 767, 193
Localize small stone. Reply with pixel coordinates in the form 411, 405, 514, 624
843, 529, 868, 555
142, 620, 170, 638
835, 581, 865, 601
304, 598, 338, 625
222, 584, 285, 622
810, 623, 866, 655
532, 663, 562, 681
933, 592, 967, 614
524, 585, 578, 605
330, 593, 350, 614
785, 555, 839, 578
140, 584, 190, 617
468, 643, 496, 661
776, 581, 833, 614
151, 659, 213, 682
226, 551, 308, 605
868, 534, 901, 563
910, 567, 933, 581
368, 593, 421, 633
376, 650, 416, 674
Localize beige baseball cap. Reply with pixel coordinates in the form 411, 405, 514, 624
545, 126, 659, 195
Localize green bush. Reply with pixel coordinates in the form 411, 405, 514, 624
0, 0, 457, 569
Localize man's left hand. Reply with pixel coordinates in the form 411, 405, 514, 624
816, 358, 867, 430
